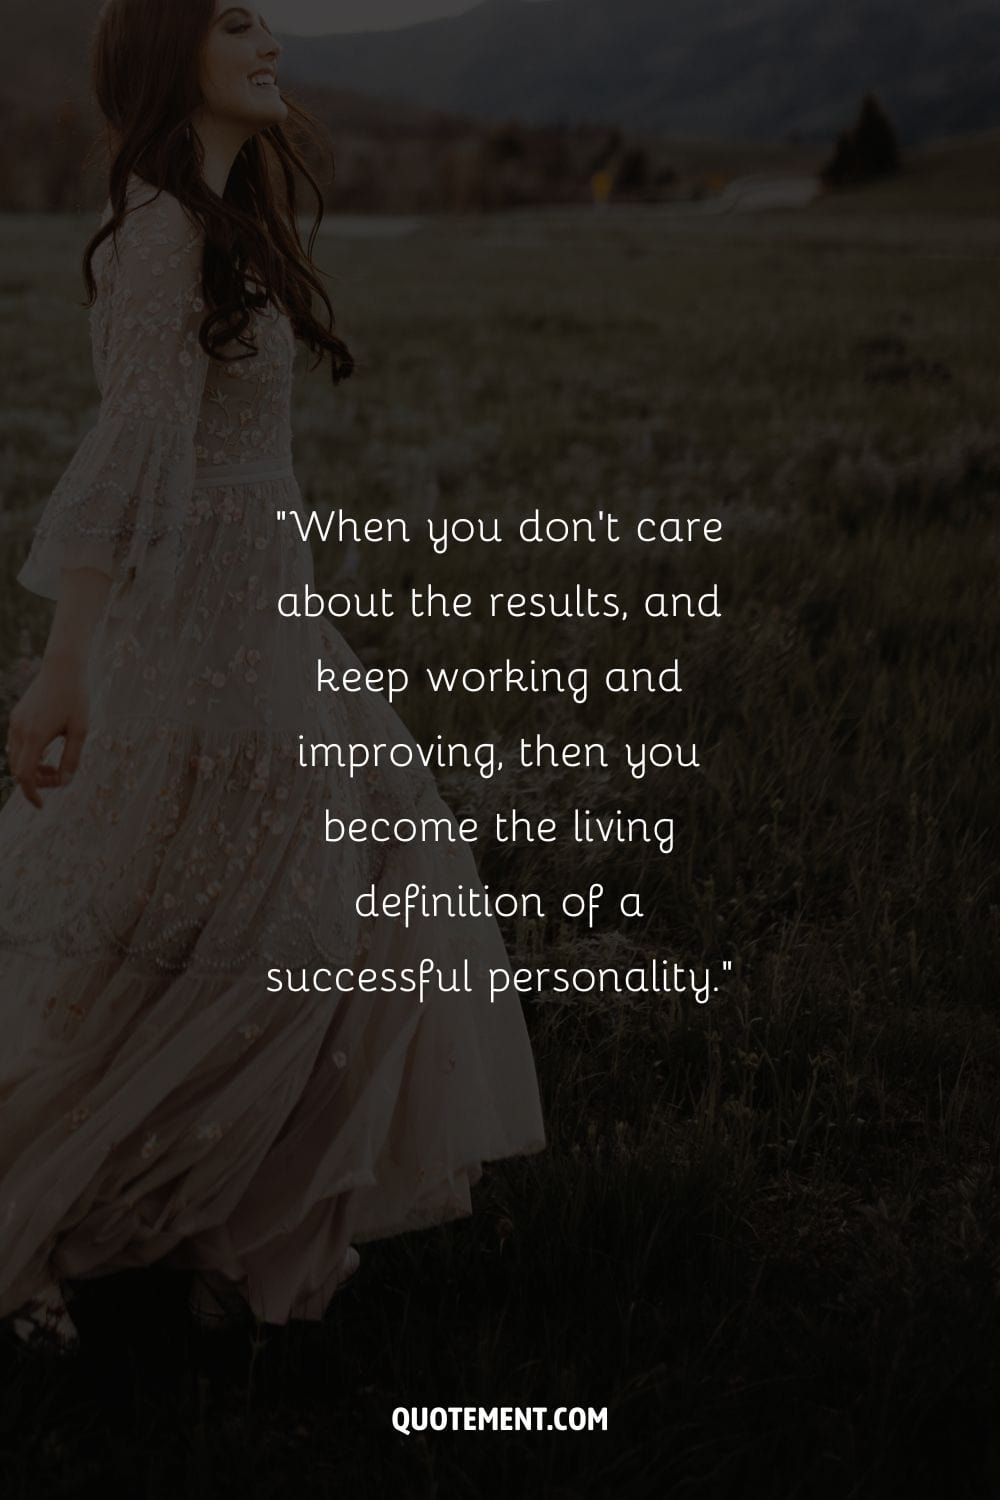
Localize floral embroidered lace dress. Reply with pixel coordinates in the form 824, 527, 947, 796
0, 177, 545, 1324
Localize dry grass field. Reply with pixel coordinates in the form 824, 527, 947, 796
0, 136, 998, 1496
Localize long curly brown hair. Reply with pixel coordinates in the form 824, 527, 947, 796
82, 0, 354, 385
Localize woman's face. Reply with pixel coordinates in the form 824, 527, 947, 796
198, 3, 287, 132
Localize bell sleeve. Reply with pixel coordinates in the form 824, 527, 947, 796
16, 188, 211, 607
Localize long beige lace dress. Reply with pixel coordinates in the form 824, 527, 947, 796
0, 176, 545, 1325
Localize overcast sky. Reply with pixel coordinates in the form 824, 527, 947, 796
277, 1, 493, 34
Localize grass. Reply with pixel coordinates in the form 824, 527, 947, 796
0, 150, 999, 1497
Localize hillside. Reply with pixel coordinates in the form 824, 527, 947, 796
279, 0, 1000, 146
5, 0, 998, 148
1, 0, 995, 213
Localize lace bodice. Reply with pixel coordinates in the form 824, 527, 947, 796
17, 175, 297, 605
7, 172, 443, 977
90, 178, 296, 471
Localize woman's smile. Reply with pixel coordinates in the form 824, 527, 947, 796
198, 3, 287, 136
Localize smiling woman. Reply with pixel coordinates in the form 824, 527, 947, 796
0, 0, 545, 1354
196, 5, 289, 191
85, 0, 355, 382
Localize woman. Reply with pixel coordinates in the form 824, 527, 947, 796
0, 0, 545, 1353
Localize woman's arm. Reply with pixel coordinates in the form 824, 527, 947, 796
9, 184, 210, 809
7, 566, 111, 809
16, 185, 210, 606
44, 565, 113, 669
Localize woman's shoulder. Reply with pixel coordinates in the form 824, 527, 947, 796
92, 177, 203, 299
127, 175, 203, 238
99, 175, 204, 257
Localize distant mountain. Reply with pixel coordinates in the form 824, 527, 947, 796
280, 0, 1000, 145
5, 0, 996, 147
3, 0, 995, 212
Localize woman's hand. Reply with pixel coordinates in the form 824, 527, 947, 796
5, 653, 89, 811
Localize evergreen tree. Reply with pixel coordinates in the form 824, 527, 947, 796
854, 93, 902, 176
821, 93, 901, 188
